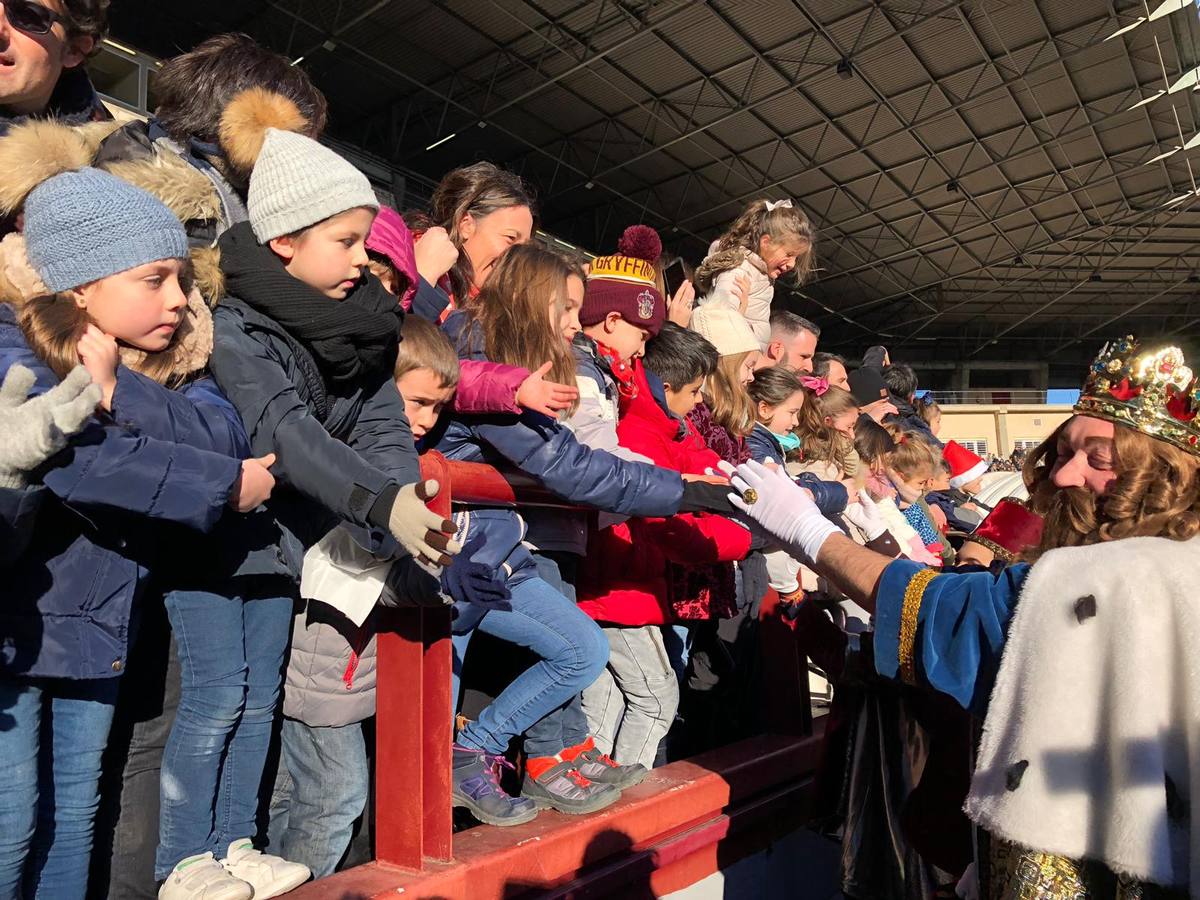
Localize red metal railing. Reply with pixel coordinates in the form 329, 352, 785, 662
291, 452, 820, 898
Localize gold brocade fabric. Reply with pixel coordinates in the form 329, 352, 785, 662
989, 841, 1185, 900
898, 568, 939, 685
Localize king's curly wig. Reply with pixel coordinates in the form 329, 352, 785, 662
1023, 417, 1200, 560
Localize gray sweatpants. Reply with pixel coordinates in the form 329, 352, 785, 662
581, 625, 680, 769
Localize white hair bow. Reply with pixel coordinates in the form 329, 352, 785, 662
765, 199, 793, 212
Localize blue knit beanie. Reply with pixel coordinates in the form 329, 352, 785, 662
23, 168, 189, 292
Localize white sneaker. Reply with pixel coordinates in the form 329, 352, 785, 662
158, 852, 254, 900
220, 840, 312, 898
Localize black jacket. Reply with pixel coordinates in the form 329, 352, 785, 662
209, 297, 420, 577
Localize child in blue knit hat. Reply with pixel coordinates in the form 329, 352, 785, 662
0, 165, 301, 900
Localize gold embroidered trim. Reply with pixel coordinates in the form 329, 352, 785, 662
899, 568, 939, 685
966, 535, 1016, 563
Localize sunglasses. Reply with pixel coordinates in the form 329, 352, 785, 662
2, 0, 65, 36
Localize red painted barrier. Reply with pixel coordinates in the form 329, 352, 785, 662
288, 451, 821, 898
372, 452, 455, 869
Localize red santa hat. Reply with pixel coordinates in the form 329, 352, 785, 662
943, 440, 988, 489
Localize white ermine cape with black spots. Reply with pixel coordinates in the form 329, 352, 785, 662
965, 535, 1200, 892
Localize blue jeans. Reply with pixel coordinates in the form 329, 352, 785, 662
155, 588, 292, 879
663, 624, 693, 681
0, 676, 119, 900
520, 553, 589, 758
451, 631, 474, 714
267, 719, 368, 878
457, 575, 608, 757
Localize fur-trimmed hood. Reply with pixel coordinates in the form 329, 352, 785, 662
11, 279, 214, 386
693, 246, 768, 295
0, 118, 227, 304
0, 89, 311, 307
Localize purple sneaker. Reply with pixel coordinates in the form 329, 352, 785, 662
451, 745, 539, 827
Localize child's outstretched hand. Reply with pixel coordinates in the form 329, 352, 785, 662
683, 472, 728, 485
516, 361, 579, 417
388, 479, 461, 566
77, 324, 119, 411
230, 453, 276, 512
413, 226, 459, 285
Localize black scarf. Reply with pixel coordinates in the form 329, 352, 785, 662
219, 222, 403, 387
0, 68, 109, 137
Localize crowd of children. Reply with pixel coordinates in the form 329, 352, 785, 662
0, 17, 1007, 900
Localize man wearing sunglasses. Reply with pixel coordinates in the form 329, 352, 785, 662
0, 0, 108, 134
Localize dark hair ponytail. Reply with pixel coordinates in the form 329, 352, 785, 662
430, 162, 536, 302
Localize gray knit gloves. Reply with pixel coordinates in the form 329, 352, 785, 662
0, 365, 100, 489
388, 480, 462, 566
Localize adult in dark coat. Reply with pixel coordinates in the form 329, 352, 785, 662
0, 0, 109, 201
0, 0, 108, 127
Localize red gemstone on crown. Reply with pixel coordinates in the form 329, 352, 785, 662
1166, 386, 1197, 422
1108, 378, 1142, 402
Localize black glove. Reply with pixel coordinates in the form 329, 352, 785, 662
677, 479, 737, 515
440, 535, 512, 611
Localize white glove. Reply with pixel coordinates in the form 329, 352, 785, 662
722, 459, 842, 564
0, 365, 100, 489
844, 489, 887, 541
387, 480, 462, 565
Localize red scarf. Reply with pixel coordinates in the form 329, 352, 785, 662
594, 341, 638, 400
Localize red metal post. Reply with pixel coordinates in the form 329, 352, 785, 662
374, 452, 454, 869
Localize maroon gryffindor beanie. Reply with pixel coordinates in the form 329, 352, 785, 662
580, 224, 666, 336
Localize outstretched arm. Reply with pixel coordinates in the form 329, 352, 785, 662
813, 532, 890, 613
726, 458, 1027, 714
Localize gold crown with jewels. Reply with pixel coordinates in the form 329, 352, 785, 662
1075, 335, 1200, 456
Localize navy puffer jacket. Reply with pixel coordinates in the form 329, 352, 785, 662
0, 485, 45, 566
434, 312, 685, 518
0, 304, 241, 679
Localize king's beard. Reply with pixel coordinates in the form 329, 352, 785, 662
1026, 481, 1101, 561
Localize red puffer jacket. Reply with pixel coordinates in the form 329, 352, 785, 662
576, 366, 751, 626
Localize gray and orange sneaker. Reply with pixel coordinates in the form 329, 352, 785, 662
521, 755, 620, 815
563, 737, 648, 790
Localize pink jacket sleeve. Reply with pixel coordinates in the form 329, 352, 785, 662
453, 359, 528, 415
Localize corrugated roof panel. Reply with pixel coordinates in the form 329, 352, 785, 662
823, 3, 901, 56
869, 130, 925, 169
802, 70, 879, 117
654, 4, 748, 73
854, 41, 937, 96
439, 0, 533, 45
904, 16, 984, 78
706, 111, 778, 152
720, 0, 810, 48
605, 37, 701, 95
957, 93, 1027, 136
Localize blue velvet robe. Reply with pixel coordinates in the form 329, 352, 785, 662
873, 560, 1032, 717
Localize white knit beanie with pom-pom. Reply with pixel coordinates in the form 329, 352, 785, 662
220, 88, 378, 243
